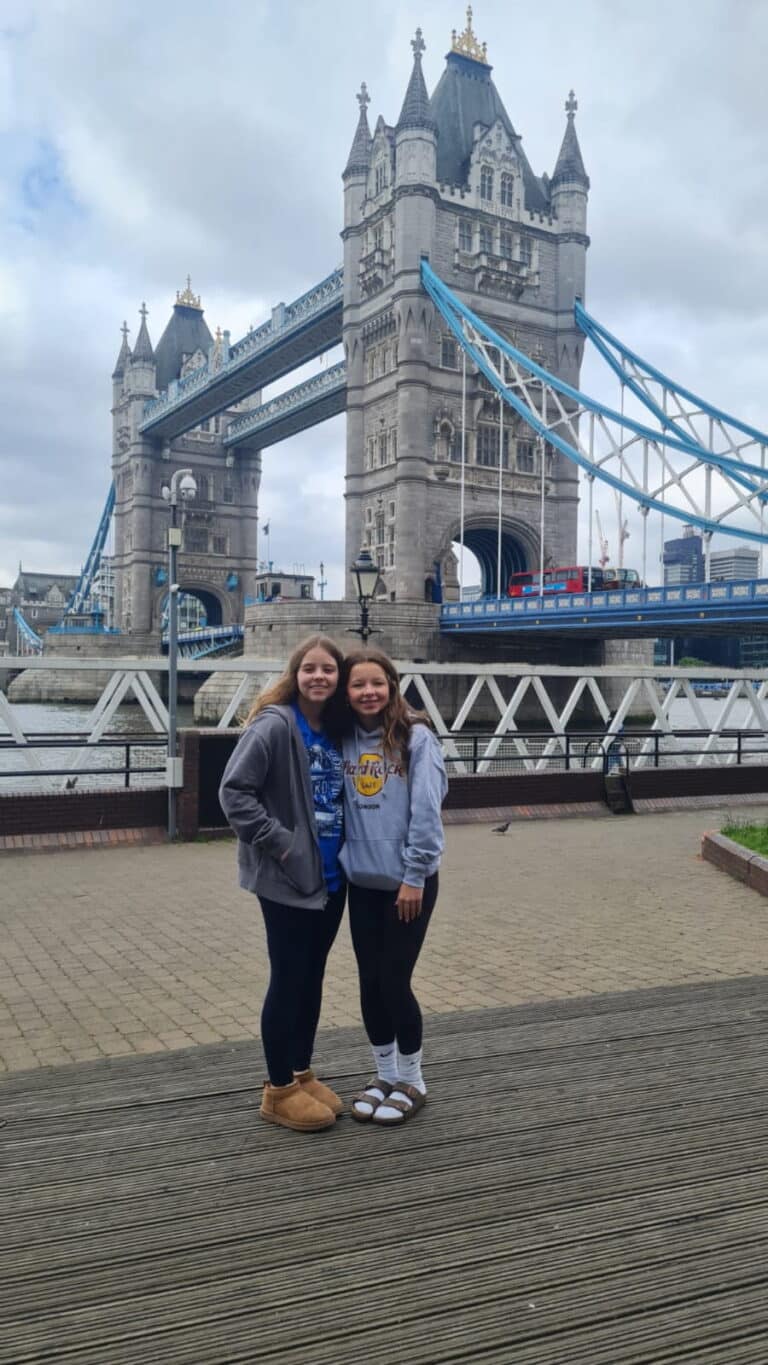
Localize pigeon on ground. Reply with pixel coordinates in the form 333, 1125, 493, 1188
492, 821, 510, 833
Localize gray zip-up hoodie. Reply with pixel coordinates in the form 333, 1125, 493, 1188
339, 721, 447, 891
218, 705, 327, 908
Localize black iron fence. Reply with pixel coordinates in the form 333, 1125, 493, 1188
0, 735, 167, 791
442, 729, 768, 776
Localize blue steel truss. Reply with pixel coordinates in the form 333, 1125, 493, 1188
12, 607, 43, 654
421, 261, 768, 545
576, 302, 768, 451
65, 483, 116, 617
441, 577, 768, 639
160, 624, 244, 659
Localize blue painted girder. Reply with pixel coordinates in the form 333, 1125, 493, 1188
441, 577, 768, 639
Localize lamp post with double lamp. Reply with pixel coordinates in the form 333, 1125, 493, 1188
349, 547, 381, 643
161, 469, 197, 839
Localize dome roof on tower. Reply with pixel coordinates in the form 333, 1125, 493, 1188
153, 278, 214, 391
428, 11, 549, 211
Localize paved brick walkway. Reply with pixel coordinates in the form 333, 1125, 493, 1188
2, 807, 768, 1072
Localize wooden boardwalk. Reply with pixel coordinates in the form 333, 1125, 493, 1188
3, 976, 768, 1364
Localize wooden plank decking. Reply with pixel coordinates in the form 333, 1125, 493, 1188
3, 976, 768, 1364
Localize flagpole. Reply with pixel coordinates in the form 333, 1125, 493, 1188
497, 387, 503, 601
460, 347, 466, 603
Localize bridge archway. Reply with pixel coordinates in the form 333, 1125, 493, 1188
153, 582, 231, 632
444, 518, 537, 598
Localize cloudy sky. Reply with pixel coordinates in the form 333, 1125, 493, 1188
1, 0, 767, 594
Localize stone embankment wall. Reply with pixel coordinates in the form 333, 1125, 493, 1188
7, 632, 159, 704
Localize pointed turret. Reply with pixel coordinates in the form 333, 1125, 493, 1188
397, 28, 436, 131
112, 321, 131, 379
343, 83, 372, 179
131, 303, 154, 362
552, 91, 589, 188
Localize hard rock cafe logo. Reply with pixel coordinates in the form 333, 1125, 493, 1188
354, 753, 385, 798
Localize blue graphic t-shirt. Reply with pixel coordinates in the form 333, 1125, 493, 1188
292, 704, 344, 892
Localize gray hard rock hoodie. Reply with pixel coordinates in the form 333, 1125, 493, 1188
218, 705, 327, 908
339, 721, 448, 891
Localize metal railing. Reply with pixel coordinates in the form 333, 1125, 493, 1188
442, 729, 768, 775
0, 734, 167, 792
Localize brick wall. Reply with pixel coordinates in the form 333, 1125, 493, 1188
0, 789, 166, 837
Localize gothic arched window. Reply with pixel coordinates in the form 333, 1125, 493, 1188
375, 161, 387, 195
436, 419, 456, 463
500, 172, 514, 207
480, 165, 494, 201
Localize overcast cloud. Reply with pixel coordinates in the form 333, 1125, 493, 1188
1, 0, 767, 594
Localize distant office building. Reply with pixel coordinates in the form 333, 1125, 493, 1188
0, 586, 11, 653
663, 527, 703, 585
252, 570, 315, 602
91, 555, 115, 626
709, 547, 760, 582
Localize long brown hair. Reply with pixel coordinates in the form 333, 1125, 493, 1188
244, 634, 345, 726
333, 648, 430, 764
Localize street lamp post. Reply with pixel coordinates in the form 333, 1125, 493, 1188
349, 547, 381, 643
161, 469, 197, 839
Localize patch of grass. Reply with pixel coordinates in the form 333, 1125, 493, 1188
721, 821, 768, 857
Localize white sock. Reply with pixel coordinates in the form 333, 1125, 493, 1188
352, 1042, 398, 1117
374, 1048, 426, 1122
372, 1042, 399, 1085
397, 1048, 426, 1093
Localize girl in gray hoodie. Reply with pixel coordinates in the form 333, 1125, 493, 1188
218, 634, 347, 1134
337, 648, 448, 1126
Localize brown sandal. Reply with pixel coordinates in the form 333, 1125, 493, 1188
371, 1081, 427, 1126
351, 1077, 393, 1123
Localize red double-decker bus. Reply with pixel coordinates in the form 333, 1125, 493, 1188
508, 566, 602, 596
507, 566, 642, 597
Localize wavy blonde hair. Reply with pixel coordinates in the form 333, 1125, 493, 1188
244, 634, 345, 726
329, 648, 430, 766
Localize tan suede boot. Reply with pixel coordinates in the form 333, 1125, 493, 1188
294, 1067, 344, 1116
260, 1079, 335, 1132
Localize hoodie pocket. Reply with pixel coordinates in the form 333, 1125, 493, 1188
279, 829, 324, 896
339, 837, 404, 891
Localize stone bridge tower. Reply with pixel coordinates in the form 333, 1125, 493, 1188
342, 10, 589, 601
110, 282, 262, 640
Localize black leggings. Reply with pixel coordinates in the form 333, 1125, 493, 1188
258, 885, 346, 1086
347, 874, 438, 1056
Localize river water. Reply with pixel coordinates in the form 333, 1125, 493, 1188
0, 702, 195, 794
1, 696, 766, 793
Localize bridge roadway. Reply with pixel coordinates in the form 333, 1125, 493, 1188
139, 268, 343, 442
442, 576, 768, 638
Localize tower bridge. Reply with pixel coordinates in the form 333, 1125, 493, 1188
26, 7, 768, 667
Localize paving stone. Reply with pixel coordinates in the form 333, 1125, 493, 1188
2, 806, 768, 1071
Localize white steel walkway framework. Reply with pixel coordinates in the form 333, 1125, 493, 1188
3, 658, 768, 789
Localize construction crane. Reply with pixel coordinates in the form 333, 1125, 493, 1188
595, 510, 610, 569
613, 490, 630, 570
